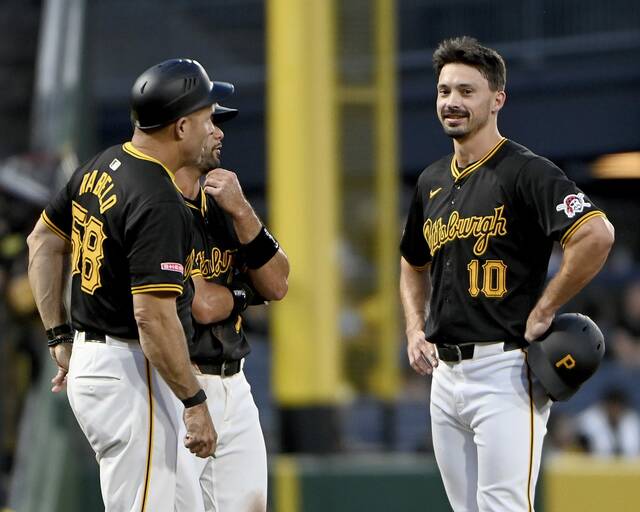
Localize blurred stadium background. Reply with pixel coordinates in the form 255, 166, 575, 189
1, 0, 639, 510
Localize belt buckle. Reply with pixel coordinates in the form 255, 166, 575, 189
452, 345, 462, 362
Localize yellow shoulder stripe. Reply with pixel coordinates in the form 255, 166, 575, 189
131, 283, 183, 295
41, 211, 71, 241
560, 211, 607, 248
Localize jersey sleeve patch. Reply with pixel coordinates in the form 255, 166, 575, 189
160, 262, 184, 273
555, 193, 591, 219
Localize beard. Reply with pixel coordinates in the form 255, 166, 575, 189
198, 146, 221, 172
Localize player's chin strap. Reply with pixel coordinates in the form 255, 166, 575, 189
46, 323, 74, 347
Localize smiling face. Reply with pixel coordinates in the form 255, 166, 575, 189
436, 63, 505, 141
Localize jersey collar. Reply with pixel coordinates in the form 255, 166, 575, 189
450, 137, 508, 182
183, 186, 208, 217
122, 141, 182, 194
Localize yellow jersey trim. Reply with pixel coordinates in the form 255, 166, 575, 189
185, 202, 200, 211
141, 359, 154, 512
525, 353, 534, 512
199, 187, 207, 216
560, 211, 607, 248
450, 138, 508, 182
41, 211, 71, 242
131, 283, 183, 295
122, 142, 182, 194
191, 269, 203, 277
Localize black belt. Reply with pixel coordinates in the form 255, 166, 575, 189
194, 360, 242, 377
83, 331, 106, 342
437, 341, 522, 363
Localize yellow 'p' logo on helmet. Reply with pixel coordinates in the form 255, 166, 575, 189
555, 354, 576, 370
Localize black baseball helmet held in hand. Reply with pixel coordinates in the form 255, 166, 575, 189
527, 313, 605, 401
131, 58, 235, 129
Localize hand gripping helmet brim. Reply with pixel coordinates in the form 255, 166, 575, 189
131, 58, 235, 129
526, 313, 605, 401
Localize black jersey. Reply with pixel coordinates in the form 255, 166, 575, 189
43, 142, 194, 339
400, 138, 607, 345
183, 189, 250, 363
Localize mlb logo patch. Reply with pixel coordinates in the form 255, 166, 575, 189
556, 193, 591, 218
161, 262, 184, 273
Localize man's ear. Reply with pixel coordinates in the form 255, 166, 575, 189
492, 90, 506, 114
174, 117, 188, 140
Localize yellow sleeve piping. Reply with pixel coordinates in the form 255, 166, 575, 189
560, 211, 607, 248
41, 211, 71, 242
131, 283, 183, 295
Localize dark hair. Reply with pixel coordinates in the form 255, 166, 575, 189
433, 36, 506, 91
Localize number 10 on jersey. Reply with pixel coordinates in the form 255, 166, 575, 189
467, 259, 507, 298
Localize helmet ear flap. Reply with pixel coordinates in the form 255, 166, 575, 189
526, 313, 605, 401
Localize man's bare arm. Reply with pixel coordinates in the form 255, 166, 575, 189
191, 275, 234, 324
27, 218, 70, 329
525, 216, 615, 341
400, 258, 437, 375
133, 292, 202, 399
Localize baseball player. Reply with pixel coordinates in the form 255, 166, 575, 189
27, 59, 224, 511
173, 93, 289, 511
399, 37, 615, 511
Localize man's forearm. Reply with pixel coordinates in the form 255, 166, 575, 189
231, 204, 262, 243
27, 220, 70, 329
248, 248, 289, 300
134, 295, 201, 400
400, 258, 430, 333
533, 217, 614, 316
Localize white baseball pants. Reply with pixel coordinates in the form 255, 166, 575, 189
430, 343, 552, 512
175, 368, 268, 512
67, 333, 181, 512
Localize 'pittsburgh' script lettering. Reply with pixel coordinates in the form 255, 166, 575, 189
423, 206, 507, 256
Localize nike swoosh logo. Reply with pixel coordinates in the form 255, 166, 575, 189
429, 187, 443, 199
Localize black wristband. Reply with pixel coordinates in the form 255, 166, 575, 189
243, 226, 279, 269
227, 281, 254, 317
46, 323, 73, 341
182, 389, 207, 408
47, 333, 74, 347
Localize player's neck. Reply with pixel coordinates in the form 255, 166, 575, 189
174, 166, 202, 200
130, 129, 180, 173
453, 125, 503, 168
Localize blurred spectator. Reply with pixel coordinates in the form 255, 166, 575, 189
610, 327, 640, 368
544, 412, 584, 458
619, 279, 640, 336
575, 387, 640, 458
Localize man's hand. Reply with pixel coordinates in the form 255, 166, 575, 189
203, 168, 251, 219
183, 403, 217, 458
525, 306, 554, 343
407, 329, 438, 376
49, 343, 73, 393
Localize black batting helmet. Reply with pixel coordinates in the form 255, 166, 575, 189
131, 58, 235, 129
527, 313, 605, 401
